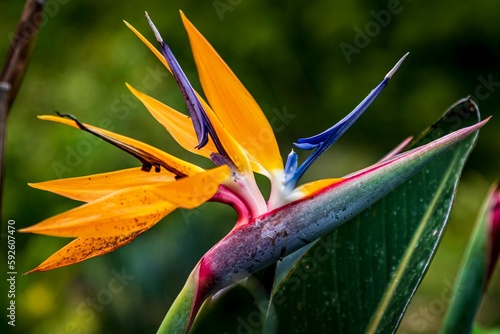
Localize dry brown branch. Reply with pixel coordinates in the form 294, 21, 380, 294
0, 0, 46, 213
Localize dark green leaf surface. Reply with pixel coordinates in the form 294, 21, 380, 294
440, 183, 498, 334
267, 98, 481, 333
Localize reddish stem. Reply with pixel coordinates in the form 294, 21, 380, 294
211, 185, 251, 226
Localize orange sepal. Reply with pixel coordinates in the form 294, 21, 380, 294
181, 11, 283, 175
30, 167, 175, 202
127, 84, 217, 158
38, 115, 204, 177
20, 165, 230, 238
124, 20, 170, 71
24, 233, 147, 274
294, 178, 344, 197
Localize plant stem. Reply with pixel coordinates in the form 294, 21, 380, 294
0, 0, 46, 110
0, 0, 46, 216
0, 83, 11, 213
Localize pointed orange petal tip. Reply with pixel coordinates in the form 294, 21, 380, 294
291, 178, 344, 202
28, 167, 175, 202
23, 234, 144, 274
180, 11, 284, 176
37, 114, 204, 176
125, 82, 218, 158
20, 165, 230, 238
18, 184, 177, 238
123, 19, 170, 71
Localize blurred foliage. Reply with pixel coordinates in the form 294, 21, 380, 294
0, 0, 498, 333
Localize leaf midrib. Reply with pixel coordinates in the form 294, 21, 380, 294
364, 153, 458, 334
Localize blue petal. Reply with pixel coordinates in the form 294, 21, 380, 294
284, 150, 298, 181
146, 13, 227, 155
286, 53, 409, 189
293, 142, 319, 150
294, 75, 388, 151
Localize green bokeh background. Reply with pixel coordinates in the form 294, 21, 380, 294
1, 1, 498, 333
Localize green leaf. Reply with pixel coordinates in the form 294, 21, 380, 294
440, 183, 499, 334
267, 98, 482, 333
157, 267, 198, 334
473, 326, 500, 334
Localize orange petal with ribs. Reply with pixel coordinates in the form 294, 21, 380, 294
29, 167, 175, 202
20, 165, 230, 238
127, 83, 217, 159
125, 20, 275, 177
124, 20, 170, 70
23, 233, 147, 274
38, 115, 203, 177
181, 11, 283, 176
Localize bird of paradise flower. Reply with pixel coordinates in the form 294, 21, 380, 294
20, 11, 488, 333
